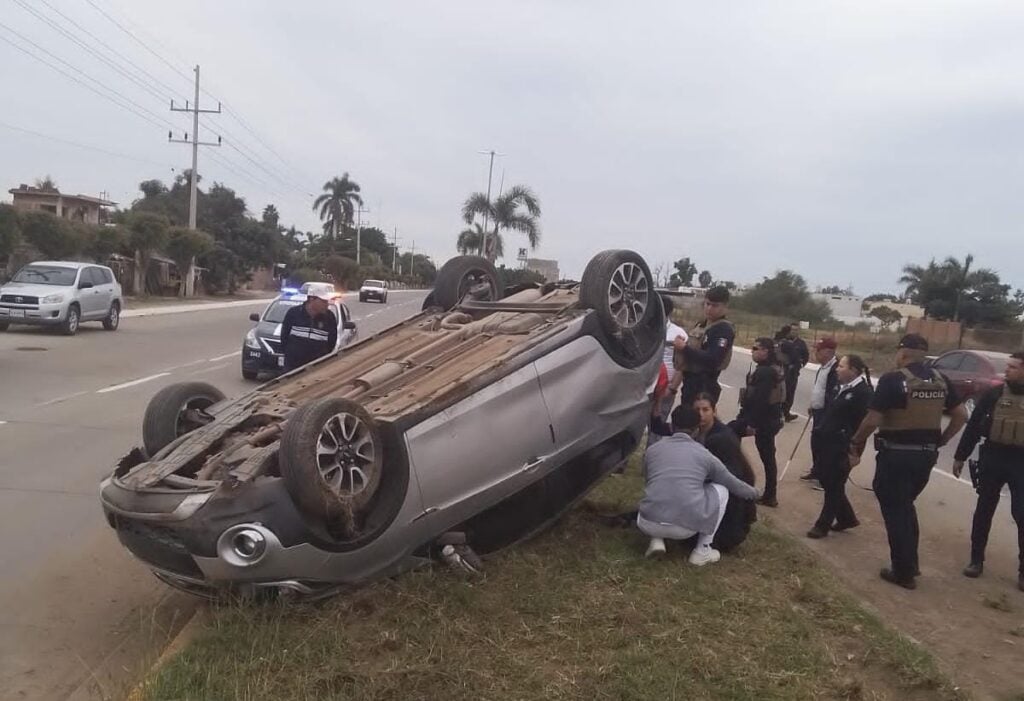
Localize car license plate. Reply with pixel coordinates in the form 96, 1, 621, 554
9, 309, 25, 318
278, 356, 285, 368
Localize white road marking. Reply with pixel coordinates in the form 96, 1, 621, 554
0, 420, 7, 425
158, 358, 208, 373
719, 383, 733, 389
208, 351, 241, 362
96, 372, 170, 394
36, 391, 89, 407
931, 468, 973, 486
193, 363, 229, 375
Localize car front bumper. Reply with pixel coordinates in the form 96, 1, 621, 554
242, 345, 286, 374
360, 289, 386, 300
0, 302, 70, 326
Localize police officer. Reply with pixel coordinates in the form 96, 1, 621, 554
952, 351, 1024, 592
802, 337, 840, 482
778, 325, 809, 422
849, 333, 967, 589
675, 286, 736, 406
280, 292, 338, 372
737, 337, 786, 507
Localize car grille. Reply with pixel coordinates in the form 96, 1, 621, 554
113, 516, 203, 578
263, 338, 283, 354
1, 294, 39, 305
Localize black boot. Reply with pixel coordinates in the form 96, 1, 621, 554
806, 525, 828, 539
879, 567, 916, 590
962, 561, 984, 578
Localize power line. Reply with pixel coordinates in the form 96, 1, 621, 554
0, 120, 173, 168
0, 23, 173, 131
33, 0, 189, 103
10, 0, 171, 105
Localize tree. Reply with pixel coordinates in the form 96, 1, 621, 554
126, 212, 170, 295
732, 270, 832, 323
322, 255, 360, 288
84, 224, 127, 263
166, 227, 215, 296
899, 254, 1014, 325
496, 265, 544, 290
34, 176, 58, 192
261, 204, 280, 231
698, 270, 713, 288
0, 204, 22, 261
313, 174, 363, 241
461, 185, 540, 261
456, 223, 504, 258
398, 252, 437, 284
668, 257, 698, 288
869, 305, 903, 328
20, 211, 82, 260
819, 285, 851, 295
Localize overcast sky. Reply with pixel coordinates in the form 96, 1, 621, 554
2, 1, 1022, 294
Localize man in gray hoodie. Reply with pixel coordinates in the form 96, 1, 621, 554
639, 405, 761, 565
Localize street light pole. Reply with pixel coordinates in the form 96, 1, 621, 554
477, 149, 504, 261
355, 205, 370, 266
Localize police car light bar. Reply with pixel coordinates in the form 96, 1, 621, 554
280, 287, 300, 295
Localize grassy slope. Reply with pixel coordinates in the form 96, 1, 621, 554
140, 457, 964, 701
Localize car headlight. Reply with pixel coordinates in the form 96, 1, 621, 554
244, 330, 260, 349
42, 294, 64, 304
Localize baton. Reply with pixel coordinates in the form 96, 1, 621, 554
779, 414, 812, 481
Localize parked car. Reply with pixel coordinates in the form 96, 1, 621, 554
241, 289, 357, 380
100, 250, 663, 599
0, 261, 122, 335
927, 349, 1011, 413
359, 279, 388, 303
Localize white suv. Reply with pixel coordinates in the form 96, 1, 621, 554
0, 261, 123, 335
358, 279, 388, 303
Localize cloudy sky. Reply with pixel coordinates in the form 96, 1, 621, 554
2, 1, 1022, 294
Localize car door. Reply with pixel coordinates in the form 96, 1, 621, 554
407, 362, 556, 528
92, 267, 114, 315
954, 353, 986, 402
78, 268, 105, 318
931, 351, 966, 396
335, 303, 356, 347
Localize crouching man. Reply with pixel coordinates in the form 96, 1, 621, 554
638, 405, 761, 566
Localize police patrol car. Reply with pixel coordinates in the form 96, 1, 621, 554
241, 288, 357, 380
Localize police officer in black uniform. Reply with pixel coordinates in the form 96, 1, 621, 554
676, 286, 736, 406
952, 350, 1024, 592
280, 292, 338, 372
737, 337, 786, 508
849, 333, 967, 589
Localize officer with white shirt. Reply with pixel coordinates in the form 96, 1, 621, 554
801, 337, 840, 483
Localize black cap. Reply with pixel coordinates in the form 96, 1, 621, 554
897, 333, 929, 351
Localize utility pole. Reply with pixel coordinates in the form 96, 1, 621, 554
390, 227, 403, 273
355, 205, 370, 265
409, 239, 416, 285
477, 149, 504, 262
169, 65, 221, 296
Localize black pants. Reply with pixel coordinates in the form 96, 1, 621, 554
814, 446, 857, 530
680, 372, 722, 407
809, 428, 823, 479
970, 459, 1024, 574
783, 367, 800, 416
755, 424, 781, 500
872, 448, 937, 579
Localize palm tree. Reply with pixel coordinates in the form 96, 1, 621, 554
461, 184, 540, 261
313, 174, 363, 240
456, 223, 505, 258
898, 259, 942, 302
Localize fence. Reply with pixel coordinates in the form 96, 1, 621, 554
671, 307, 1023, 374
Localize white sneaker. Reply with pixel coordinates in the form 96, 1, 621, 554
645, 537, 667, 558
688, 545, 721, 567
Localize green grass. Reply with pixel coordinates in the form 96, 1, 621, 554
139, 456, 964, 701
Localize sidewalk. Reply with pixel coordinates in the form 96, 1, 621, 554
122, 297, 275, 319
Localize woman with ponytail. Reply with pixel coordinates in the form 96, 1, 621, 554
807, 354, 874, 538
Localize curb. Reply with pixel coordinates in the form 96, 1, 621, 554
122, 298, 275, 319
125, 607, 206, 701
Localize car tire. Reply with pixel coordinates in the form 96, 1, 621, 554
60, 304, 80, 336
279, 397, 384, 533
579, 249, 663, 368
102, 301, 120, 331
432, 255, 502, 309
241, 367, 258, 381
142, 382, 226, 457
359, 294, 366, 303
421, 291, 441, 312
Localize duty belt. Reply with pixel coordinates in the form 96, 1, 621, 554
875, 436, 938, 452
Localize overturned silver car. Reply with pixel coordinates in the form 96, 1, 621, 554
100, 250, 663, 599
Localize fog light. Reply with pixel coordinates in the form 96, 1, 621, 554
232, 529, 266, 560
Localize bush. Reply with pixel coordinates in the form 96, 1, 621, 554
0, 204, 21, 260
20, 211, 83, 260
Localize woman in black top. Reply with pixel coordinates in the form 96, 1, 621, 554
737, 337, 786, 507
807, 354, 874, 539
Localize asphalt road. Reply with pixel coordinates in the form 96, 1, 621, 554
0, 290, 427, 701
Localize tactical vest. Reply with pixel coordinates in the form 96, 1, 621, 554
677, 318, 735, 372
880, 368, 948, 433
989, 386, 1024, 446
743, 363, 786, 407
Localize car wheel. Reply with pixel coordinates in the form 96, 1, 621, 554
421, 291, 441, 312
579, 249, 663, 368
102, 301, 120, 331
279, 397, 384, 533
142, 382, 226, 457
432, 255, 502, 309
242, 367, 258, 381
61, 304, 80, 336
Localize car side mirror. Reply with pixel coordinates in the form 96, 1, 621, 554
249, 312, 260, 322
79, 281, 94, 290
343, 320, 356, 330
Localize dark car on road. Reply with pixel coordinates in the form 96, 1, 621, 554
101, 250, 663, 600
241, 290, 357, 380
927, 349, 1011, 413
